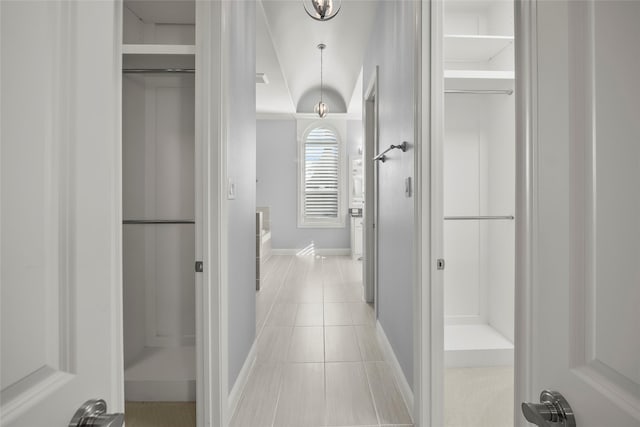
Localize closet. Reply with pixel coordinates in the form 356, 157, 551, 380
122, 0, 197, 402
442, 0, 515, 368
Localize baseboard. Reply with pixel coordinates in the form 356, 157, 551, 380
376, 320, 414, 415
271, 248, 351, 256
227, 340, 257, 419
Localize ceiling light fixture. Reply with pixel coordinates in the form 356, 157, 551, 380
314, 43, 328, 118
303, 0, 341, 21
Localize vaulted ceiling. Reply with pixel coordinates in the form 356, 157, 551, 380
256, 0, 376, 116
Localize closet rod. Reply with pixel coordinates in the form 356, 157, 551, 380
122, 68, 195, 74
445, 89, 513, 95
123, 220, 195, 225
444, 215, 514, 221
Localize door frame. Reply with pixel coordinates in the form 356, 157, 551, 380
513, 0, 537, 424
363, 67, 379, 307
192, 1, 536, 426
422, 0, 536, 426
195, 2, 229, 426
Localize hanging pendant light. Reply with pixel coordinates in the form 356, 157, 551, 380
303, 0, 341, 21
314, 43, 328, 118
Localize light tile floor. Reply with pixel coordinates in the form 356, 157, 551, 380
231, 255, 413, 427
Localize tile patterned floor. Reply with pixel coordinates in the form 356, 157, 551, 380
231, 255, 413, 427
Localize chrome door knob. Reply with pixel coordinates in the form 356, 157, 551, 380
69, 399, 124, 427
522, 390, 575, 427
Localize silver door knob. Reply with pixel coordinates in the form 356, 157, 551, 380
522, 390, 575, 427
69, 399, 124, 427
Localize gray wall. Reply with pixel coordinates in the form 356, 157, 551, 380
363, 0, 417, 389
227, 0, 256, 391
256, 118, 362, 251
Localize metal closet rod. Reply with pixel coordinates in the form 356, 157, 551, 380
373, 141, 408, 163
123, 220, 195, 224
445, 89, 513, 95
444, 215, 515, 221
122, 68, 195, 74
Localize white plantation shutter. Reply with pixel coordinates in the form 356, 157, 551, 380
304, 128, 339, 220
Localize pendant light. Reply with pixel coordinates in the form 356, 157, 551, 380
314, 43, 328, 118
303, 0, 341, 21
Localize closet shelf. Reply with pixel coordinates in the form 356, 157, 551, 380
123, 44, 196, 55
444, 69, 514, 92
444, 35, 514, 63
445, 70, 513, 80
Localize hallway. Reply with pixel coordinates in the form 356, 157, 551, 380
231, 255, 413, 427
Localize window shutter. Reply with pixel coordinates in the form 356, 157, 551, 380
304, 128, 339, 219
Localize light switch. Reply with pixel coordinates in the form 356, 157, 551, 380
227, 178, 236, 200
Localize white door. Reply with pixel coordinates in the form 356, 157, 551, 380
519, 0, 640, 425
1, 1, 123, 426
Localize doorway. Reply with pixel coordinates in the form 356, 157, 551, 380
435, 0, 516, 425
121, 2, 197, 425
363, 69, 378, 307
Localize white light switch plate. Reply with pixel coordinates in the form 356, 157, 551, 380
227, 178, 236, 200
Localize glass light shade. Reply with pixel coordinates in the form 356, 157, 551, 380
314, 101, 328, 118
303, 0, 341, 21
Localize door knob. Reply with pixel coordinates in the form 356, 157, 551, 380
521, 390, 575, 427
69, 399, 124, 427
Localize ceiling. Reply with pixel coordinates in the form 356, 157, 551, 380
257, 0, 377, 116
124, 0, 377, 116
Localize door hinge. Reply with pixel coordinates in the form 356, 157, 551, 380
436, 259, 445, 270
195, 261, 203, 273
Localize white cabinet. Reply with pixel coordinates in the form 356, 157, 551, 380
351, 215, 364, 260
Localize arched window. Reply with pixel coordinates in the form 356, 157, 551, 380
298, 125, 344, 227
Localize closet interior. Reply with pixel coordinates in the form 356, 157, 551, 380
122, 0, 197, 403
442, 0, 515, 370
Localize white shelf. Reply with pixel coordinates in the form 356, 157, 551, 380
444, 35, 514, 63
124, 346, 195, 401
444, 69, 514, 92
123, 44, 195, 56
445, 324, 514, 367
445, 69, 514, 80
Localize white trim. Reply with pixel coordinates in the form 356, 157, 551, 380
415, 0, 434, 425
112, 0, 125, 411
376, 321, 414, 416
195, 2, 227, 426
362, 67, 378, 306
424, 0, 445, 425
270, 248, 351, 256
227, 341, 257, 420
514, 1, 537, 425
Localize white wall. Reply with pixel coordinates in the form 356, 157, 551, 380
443, 96, 488, 324
256, 119, 362, 251
122, 74, 196, 365
487, 95, 515, 342
226, 0, 257, 391
362, 0, 418, 389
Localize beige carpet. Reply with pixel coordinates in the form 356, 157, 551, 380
125, 402, 196, 427
444, 366, 514, 427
